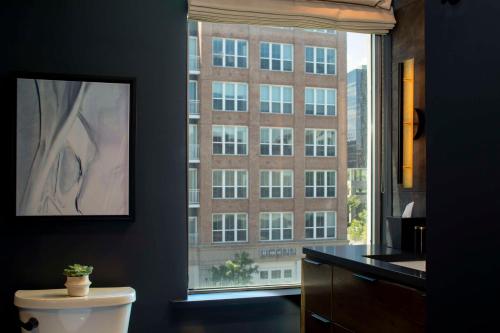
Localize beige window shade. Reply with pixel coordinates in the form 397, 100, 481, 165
188, 0, 396, 34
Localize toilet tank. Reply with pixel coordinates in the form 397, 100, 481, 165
14, 287, 136, 333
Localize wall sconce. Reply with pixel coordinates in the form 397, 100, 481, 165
397, 59, 425, 189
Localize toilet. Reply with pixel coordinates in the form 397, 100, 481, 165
14, 287, 136, 333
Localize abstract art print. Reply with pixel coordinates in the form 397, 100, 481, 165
16, 74, 134, 219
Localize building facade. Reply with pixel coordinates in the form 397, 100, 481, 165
188, 21, 348, 289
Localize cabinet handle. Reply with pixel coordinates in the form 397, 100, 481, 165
353, 273, 377, 283
304, 258, 322, 266
311, 313, 331, 324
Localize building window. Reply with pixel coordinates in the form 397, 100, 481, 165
305, 46, 336, 75
260, 85, 293, 114
305, 87, 337, 116
212, 82, 248, 112
189, 124, 199, 162
213, 125, 248, 155
305, 170, 336, 198
213, 170, 248, 199
260, 127, 293, 156
189, 80, 199, 116
305, 129, 337, 157
259, 268, 294, 282
212, 38, 248, 68
260, 42, 293, 72
212, 213, 248, 243
189, 36, 200, 73
189, 168, 199, 207
189, 216, 198, 244
305, 212, 337, 239
260, 212, 294, 241
260, 170, 293, 199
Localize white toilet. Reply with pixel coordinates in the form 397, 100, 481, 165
14, 287, 136, 333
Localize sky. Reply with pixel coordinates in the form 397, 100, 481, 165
347, 32, 371, 72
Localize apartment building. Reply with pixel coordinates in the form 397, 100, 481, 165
188, 21, 348, 289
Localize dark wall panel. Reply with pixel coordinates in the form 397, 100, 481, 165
426, 1, 500, 331
0, 1, 188, 331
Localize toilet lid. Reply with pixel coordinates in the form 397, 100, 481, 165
14, 287, 136, 309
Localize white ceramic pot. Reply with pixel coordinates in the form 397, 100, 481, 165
65, 275, 92, 297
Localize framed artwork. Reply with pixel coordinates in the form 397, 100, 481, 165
15, 73, 135, 220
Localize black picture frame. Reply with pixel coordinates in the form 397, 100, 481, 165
13, 72, 136, 222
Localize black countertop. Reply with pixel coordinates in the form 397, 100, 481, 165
303, 245, 426, 290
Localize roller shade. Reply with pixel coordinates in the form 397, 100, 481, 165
188, 0, 396, 34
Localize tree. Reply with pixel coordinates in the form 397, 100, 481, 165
347, 195, 367, 243
211, 252, 259, 286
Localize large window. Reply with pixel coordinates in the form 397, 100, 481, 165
187, 20, 373, 291
260, 85, 293, 114
305, 211, 337, 239
260, 212, 294, 241
305, 170, 336, 198
212, 82, 248, 112
260, 42, 293, 72
212, 170, 248, 199
305, 46, 336, 75
260, 127, 293, 156
305, 129, 337, 157
213, 38, 248, 68
213, 213, 248, 243
305, 87, 337, 116
213, 125, 248, 155
260, 170, 293, 199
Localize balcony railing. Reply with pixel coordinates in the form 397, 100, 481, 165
189, 189, 200, 206
189, 55, 200, 73
189, 144, 200, 162
189, 100, 200, 116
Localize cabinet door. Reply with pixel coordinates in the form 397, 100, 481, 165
305, 311, 332, 333
302, 258, 333, 321
332, 266, 425, 333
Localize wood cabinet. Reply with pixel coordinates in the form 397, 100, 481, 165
302, 259, 425, 333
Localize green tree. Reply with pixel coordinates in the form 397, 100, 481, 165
348, 209, 367, 242
211, 252, 259, 286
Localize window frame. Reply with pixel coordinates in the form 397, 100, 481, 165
260, 170, 294, 199
212, 213, 249, 243
304, 211, 337, 239
305, 170, 337, 198
260, 42, 294, 72
259, 212, 294, 241
212, 81, 248, 112
260, 84, 294, 114
260, 127, 294, 156
305, 128, 337, 157
305, 87, 337, 116
212, 169, 248, 199
212, 125, 249, 156
189, 216, 198, 244
305, 46, 337, 75
212, 37, 249, 68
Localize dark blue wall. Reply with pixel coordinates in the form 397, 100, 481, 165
426, 1, 500, 331
0, 1, 300, 332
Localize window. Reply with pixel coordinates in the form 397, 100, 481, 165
212, 82, 248, 111
260, 127, 293, 156
305, 87, 337, 116
213, 170, 248, 199
189, 124, 199, 162
212, 38, 248, 68
305, 129, 337, 157
259, 268, 294, 283
189, 80, 199, 116
189, 168, 199, 207
189, 216, 198, 244
260, 170, 293, 199
213, 125, 248, 155
305, 46, 336, 75
305, 171, 336, 198
260, 42, 293, 72
305, 212, 337, 239
260, 85, 293, 114
212, 213, 248, 243
260, 212, 293, 241
189, 36, 199, 73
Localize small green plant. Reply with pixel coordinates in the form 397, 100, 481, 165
63, 264, 93, 277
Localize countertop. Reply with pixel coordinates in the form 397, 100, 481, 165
303, 245, 426, 290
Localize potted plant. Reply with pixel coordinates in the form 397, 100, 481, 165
63, 264, 93, 297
